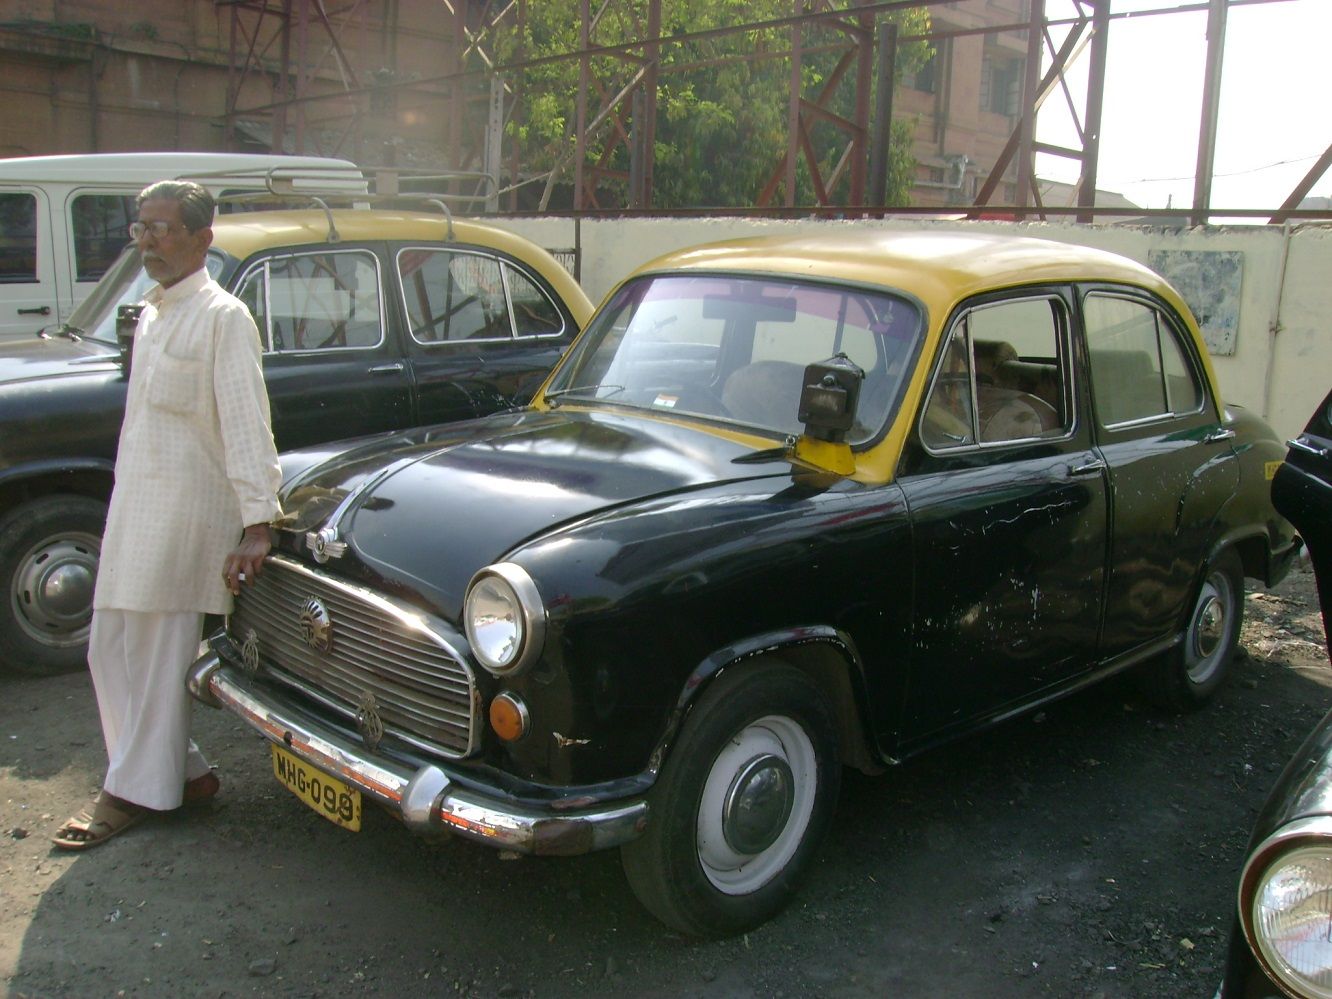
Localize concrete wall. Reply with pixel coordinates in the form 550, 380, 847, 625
499, 216, 1331, 441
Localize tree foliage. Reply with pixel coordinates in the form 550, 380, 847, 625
489, 2, 931, 209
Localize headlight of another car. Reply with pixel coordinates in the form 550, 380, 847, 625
1243, 821, 1332, 998
464, 563, 545, 677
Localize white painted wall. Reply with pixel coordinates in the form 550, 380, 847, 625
500, 216, 1331, 440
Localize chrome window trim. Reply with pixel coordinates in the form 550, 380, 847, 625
1083, 289, 1209, 430
918, 291, 1077, 456
234, 247, 387, 356
396, 245, 567, 346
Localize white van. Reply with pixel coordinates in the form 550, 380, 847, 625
0, 151, 362, 339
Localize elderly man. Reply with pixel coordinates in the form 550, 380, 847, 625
53, 181, 281, 849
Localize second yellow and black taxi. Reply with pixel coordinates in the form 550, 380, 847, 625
187, 228, 1297, 936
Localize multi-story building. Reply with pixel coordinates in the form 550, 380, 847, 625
0, 1, 1095, 212
898, 0, 1035, 208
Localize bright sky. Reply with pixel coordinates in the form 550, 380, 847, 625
1036, 0, 1332, 212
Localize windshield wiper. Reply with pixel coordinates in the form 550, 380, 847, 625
732, 436, 798, 464
544, 384, 625, 407
38, 324, 84, 342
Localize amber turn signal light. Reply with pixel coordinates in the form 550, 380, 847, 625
489, 692, 529, 742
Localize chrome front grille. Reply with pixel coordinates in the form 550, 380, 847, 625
228, 555, 478, 757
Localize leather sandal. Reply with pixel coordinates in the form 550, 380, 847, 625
51, 794, 148, 851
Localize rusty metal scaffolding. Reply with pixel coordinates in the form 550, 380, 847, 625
217, 0, 1330, 222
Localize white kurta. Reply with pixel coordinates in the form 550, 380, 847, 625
94, 268, 282, 614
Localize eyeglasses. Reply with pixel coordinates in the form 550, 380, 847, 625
128, 220, 188, 240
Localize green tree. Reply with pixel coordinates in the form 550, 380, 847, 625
491, 2, 931, 209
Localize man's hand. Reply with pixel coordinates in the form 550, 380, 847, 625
222, 524, 272, 595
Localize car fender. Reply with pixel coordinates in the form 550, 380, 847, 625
644, 624, 887, 780
0, 456, 115, 507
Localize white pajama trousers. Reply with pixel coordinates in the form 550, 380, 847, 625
88, 608, 212, 811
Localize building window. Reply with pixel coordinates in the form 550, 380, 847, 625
907, 52, 939, 94
981, 54, 1023, 116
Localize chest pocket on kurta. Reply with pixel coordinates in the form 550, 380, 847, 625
147, 353, 204, 415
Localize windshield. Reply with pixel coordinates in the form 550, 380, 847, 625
544, 274, 923, 445
67, 246, 231, 343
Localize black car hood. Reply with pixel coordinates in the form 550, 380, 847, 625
279, 408, 789, 614
0, 333, 121, 385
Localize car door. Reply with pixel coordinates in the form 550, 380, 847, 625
394, 245, 577, 424
1081, 288, 1239, 660
0, 188, 61, 338
234, 245, 414, 450
895, 289, 1109, 747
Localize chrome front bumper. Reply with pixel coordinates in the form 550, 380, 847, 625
187, 653, 648, 856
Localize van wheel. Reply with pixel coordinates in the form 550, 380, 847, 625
1139, 549, 1244, 711
0, 496, 105, 676
620, 661, 840, 937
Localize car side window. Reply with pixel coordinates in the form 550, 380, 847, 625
0, 193, 38, 283
399, 248, 513, 344
235, 250, 384, 353
921, 296, 1070, 450
70, 193, 137, 282
1084, 293, 1203, 427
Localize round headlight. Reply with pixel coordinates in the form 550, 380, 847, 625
464, 563, 545, 676
1249, 844, 1332, 998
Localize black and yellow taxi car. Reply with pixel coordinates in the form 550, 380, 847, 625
188, 229, 1297, 936
0, 202, 592, 675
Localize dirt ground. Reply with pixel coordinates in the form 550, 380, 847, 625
2, 559, 1329, 999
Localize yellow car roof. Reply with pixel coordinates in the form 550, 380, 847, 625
209, 208, 593, 324
639, 228, 1184, 321
618, 228, 1212, 483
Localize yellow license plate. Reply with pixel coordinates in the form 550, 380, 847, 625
271, 743, 362, 831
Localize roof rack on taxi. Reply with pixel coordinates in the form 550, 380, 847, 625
197, 166, 494, 242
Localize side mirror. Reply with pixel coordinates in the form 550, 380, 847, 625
116, 303, 144, 376
798, 353, 864, 443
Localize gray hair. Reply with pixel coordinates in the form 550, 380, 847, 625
137, 180, 215, 232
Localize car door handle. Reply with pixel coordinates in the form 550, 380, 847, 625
1203, 427, 1237, 444
1068, 460, 1106, 477
1288, 437, 1329, 458
368, 362, 405, 374
18, 305, 51, 315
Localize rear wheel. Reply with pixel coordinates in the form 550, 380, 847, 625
620, 661, 840, 936
1139, 549, 1244, 710
0, 495, 106, 676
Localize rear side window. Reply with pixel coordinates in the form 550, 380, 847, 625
922, 296, 1071, 450
398, 247, 567, 343
70, 193, 137, 282
399, 248, 509, 343
0, 193, 37, 283
1083, 293, 1203, 427
236, 250, 384, 353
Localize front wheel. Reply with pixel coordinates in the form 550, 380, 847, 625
620, 661, 840, 937
1138, 548, 1244, 711
0, 495, 106, 676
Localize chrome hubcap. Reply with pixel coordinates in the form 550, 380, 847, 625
722, 754, 795, 855
1194, 594, 1225, 660
1185, 570, 1233, 685
696, 715, 818, 895
10, 533, 100, 647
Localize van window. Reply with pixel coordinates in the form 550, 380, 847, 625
0, 193, 37, 283
71, 194, 137, 282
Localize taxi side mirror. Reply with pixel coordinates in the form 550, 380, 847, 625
116, 303, 144, 377
798, 353, 864, 443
